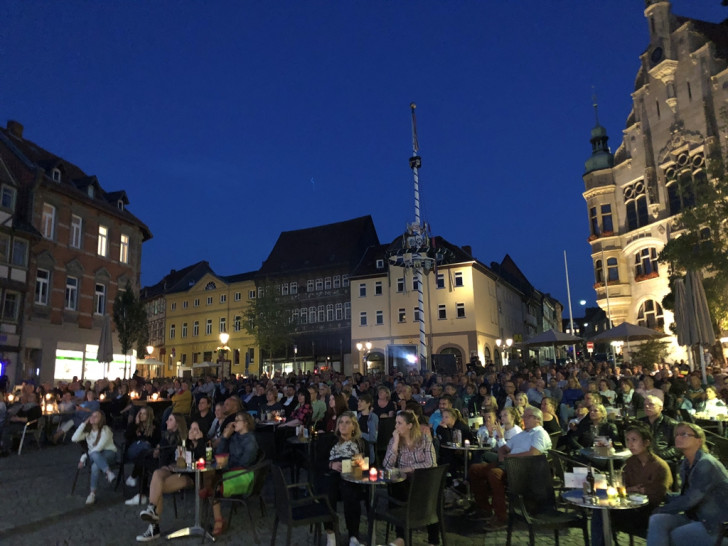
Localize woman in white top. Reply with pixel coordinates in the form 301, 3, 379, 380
72, 410, 117, 505
493, 407, 523, 449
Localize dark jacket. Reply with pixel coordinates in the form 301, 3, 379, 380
640, 413, 680, 462
655, 450, 728, 535
567, 418, 620, 452
616, 390, 645, 416
216, 431, 259, 468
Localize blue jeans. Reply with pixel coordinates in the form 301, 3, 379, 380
89, 449, 116, 491
126, 440, 151, 462
647, 513, 725, 546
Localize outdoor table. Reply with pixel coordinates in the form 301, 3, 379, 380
286, 435, 314, 484
563, 489, 648, 546
694, 414, 728, 436
582, 448, 631, 483
342, 469, 406, 543
440, 443, 488, 509
166, 463, 216, 542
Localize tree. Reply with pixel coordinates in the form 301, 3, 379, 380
659, 137, 728, 335
113, 281, 148, 378
243, 282, 295, 375
628, 339, 671, 369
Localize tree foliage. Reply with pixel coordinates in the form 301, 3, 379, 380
243, 282, 295, 373
628, 339, 672, 368
113, 281, 149, 364
659, 133, 728, 334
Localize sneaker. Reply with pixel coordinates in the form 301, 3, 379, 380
106, 470, 116, 483
126, 493, 149, 506
85, 492, 96, 505
349, 537, 361, 546
140, 505, 159, 523
126, 475, 138, 487
326, 531, 336, 546
136, 524, 160, 542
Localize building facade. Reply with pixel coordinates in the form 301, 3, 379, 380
582, 2, 727, 357
0, 121, 152, 384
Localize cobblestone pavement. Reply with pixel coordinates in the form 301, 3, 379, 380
0, 437, 646, 546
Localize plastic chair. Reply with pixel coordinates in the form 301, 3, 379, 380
206, 456, 270, 544
504, 454, 589, 546
269, 464, 339, 546
367, 464, 449, 546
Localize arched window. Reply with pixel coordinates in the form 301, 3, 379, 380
637, 299, 664, 330
483, 346, 491, 361
634, 248, 658, 278
624, 180, 649, 231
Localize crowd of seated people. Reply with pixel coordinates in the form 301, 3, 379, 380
4, 353, 728, 543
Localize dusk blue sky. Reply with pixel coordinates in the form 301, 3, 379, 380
2, 1, 726, 313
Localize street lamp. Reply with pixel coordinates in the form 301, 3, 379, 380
146, 345, 154, 358
293, 344, 298, 374
218, 332, 230, 363
496, 338, 513, 366
356, 341, 372, 374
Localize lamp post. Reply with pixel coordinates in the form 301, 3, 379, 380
293, 344, 298, 374
356, 341, 372, 374
496, 338, 513, 367
218, 332, 230, 362
146, 345, 154, 358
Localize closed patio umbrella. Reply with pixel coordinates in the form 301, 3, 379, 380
96, 314, 114, 379
684, 270, 716, 383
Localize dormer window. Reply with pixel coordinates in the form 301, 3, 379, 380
375, 259, 384, 269
51, 168, 61, 182
117, 200, 124, 211
87, 186, 95, 198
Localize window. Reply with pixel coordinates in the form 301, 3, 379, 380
52, 168, 61, 182
590, 206, 599, 236
344, 302, 350, 319
248, 290, 256, 299
341, 275, 349, 287
193, 321, 199, 336
206, 297, 213, 305
438, 304, 447, 320
414, 307, 420, 322
219, 317, 226, 332
360, 312, 367, 326
376, 259, 384, 269
170, 302, 176, 311
220, 294, 226, 303
397, 278, 404, 292
594, 260, 604, 284
436, 274, 445, 289
206, 319, 212, 335
290, 282, 297, 294
170, 324, 176, 340
291, 309, 298, 324
412, 278, 419, 291
1, 186, 16, 209
281, 283, 288, 295
333, 276, 340, 289
376, 310, 384, 325
307, 280, 314, 292
182, 323, 188, 338
398, 308, 406, 323
635, 248, 659, 278
300, 308, 308, 324
94, 283, 106, 314
234, 315, 241, 331
375, 281, 382, 295
454, 272, 464, 287
309, 306, 316, 323
194, 298, 200, 307
234, 292, 241, 301
41, 203, 55, 239
35, 269, 50, 305
359, 283, 366, 297
119, 234, 129, 263
335, 303, 343, 320
324, 277, 331, 289
0, 235, 9, 263
97, 225, 108, 256
601, 205, 613, 232
637, 299, 664, 330
327, 304, 334, 321
65, 277, 78, 310
3, 291, 19, 321
456, 303, 465, 318
318, 305, 325, 322
607, 258, 619, 282
183, 301, 188, 309
11, 239, 27, 266
623, 181, 649, 231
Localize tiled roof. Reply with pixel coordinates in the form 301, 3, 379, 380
141, 260, 213, 299
222, 270, 258, 284
491, 254, 534, 295
258, 215, 379, 276
676, 15, 728, 60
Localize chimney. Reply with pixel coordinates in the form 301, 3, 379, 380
462, 245, 472, 256
7, 120, 24, 139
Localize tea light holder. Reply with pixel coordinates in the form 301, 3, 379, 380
151, 392, 159, 401
196, 458, 206, 469
464, 439, 470, 446
369, 467, 378, 480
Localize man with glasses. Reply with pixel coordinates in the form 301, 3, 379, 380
471, 407, 552, 529
640, 395, 680, 465
647, 423, 728, 546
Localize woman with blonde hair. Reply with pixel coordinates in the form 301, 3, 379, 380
124, 406, 161, 493
72, 410, 117, 505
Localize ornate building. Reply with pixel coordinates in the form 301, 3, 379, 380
582, 2, 728, 353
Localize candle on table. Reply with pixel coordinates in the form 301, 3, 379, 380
369, 467, 378, 480
464, 439, 470, 446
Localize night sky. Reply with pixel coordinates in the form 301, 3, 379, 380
2, 1, 726, 313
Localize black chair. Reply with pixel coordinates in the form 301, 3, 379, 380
309, 432, 337, 491
367, 464, 449, 546
705, 429, 728, 467
678, 409, 695, 423
504, 455, 589, 546
71, 444, 123, 495
715, 521, 728, 546
206, 457, 271, 544
269, 464, 340, 546
17, 417, 43, 454
375, 418, 395, 467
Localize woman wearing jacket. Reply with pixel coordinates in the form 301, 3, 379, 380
356, 393, 378, 461
72, 410, 117, 505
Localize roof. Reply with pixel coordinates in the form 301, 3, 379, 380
258, 215, 380, 276
490, 254, 534, 296
222, 270, 258, 284
0, 122, 152, 241
141, 260, 214, 300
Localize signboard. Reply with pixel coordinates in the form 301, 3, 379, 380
586, 341, 594, 353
